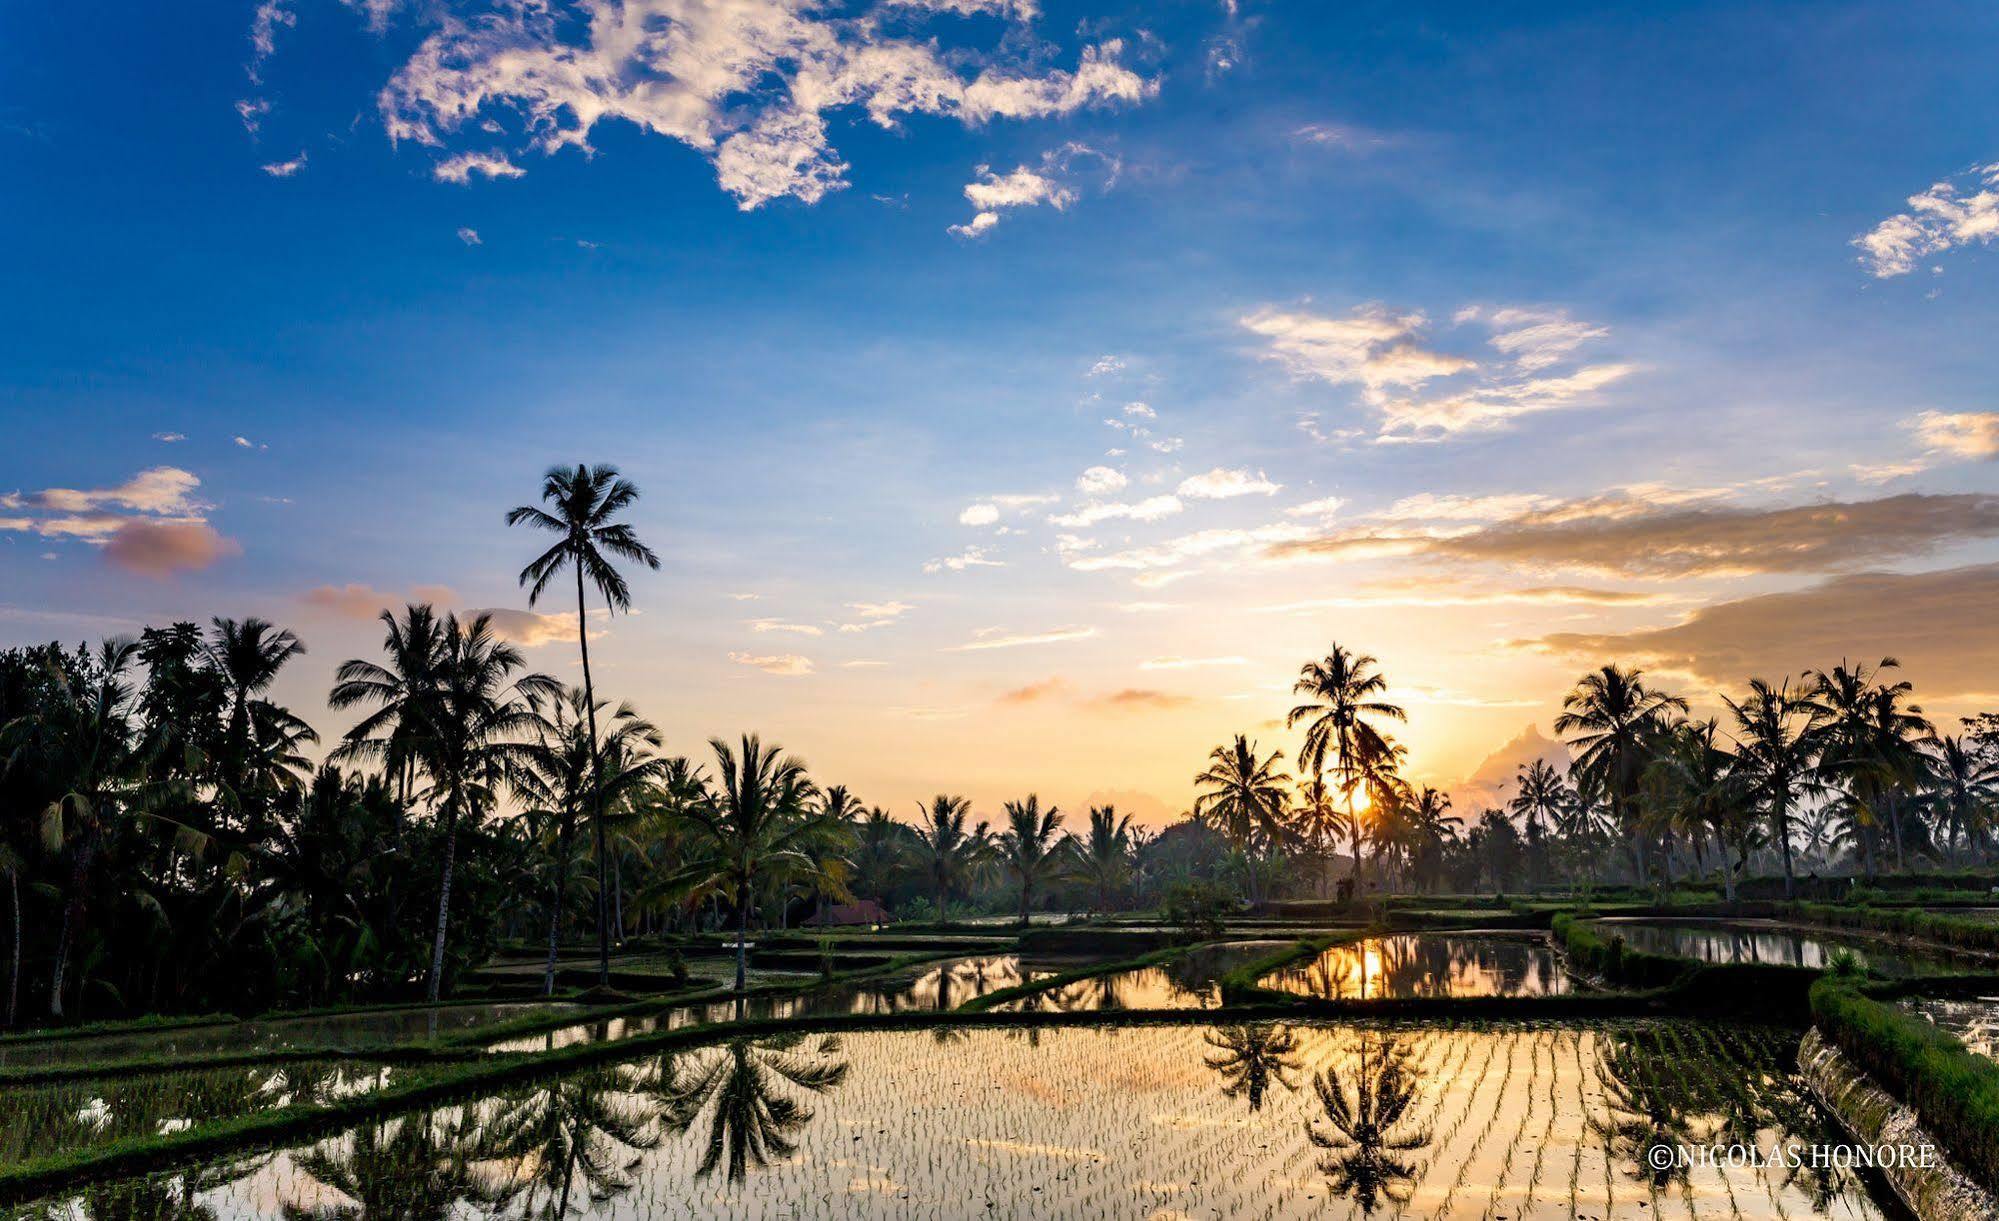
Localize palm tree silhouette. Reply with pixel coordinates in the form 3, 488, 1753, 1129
1808, 658, 1934, 875
1928, 735, 1999, 859
667, 734, 828, 992
1289, 646, 1405, 894
909, 794, 989, 924
479, 1067, 661, 1216
329, 603, 447, 808
509, 463, 662, 987
284, 1109, 499, 1220
1193, 735, 1292, 904
1079, 804, 1134, 913
411, 612, 557, 1001
1203, 1024, 1302, 1111
655, 1034, 849, 1182
205, 616, 307, 801
1725, 677, 1819, 898
1307, 1033, 1431, 1212
1508, 758, 1566, 890
996, 795, 1067, 927
1555, 664, 1687, 887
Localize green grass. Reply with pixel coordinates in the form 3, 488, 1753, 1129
1811, 974, 1999, 1194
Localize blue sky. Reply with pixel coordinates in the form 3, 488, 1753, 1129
4, 0, 1998, 819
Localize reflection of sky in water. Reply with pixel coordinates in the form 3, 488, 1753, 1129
1260, 935, 1571, 999
1594, 919, 1949, 977
486, 955, 1037, 1054
0, 1003, 571, 1069
38, 1021, 1897, 1220
992, 941, 1296, 1012
1909, 995, 1999, 1058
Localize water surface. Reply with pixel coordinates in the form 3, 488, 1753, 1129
1907, 994, 1999, 1058
17, 1020, 1897, 1219
1593, 919, 1952, 977
992, 941, 1294, 1011
1259, 934, 1572, 999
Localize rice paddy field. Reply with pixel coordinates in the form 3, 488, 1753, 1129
4, 1020, 1902, 1219
1905, 995, 1999, 1059
0, 1061, 402, 1165
992, 940, 1296, 1011
0, 1003, 575, 1069
1259, 934, 1574, 1000
1590, 919, 1957, 977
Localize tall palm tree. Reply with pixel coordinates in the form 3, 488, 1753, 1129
1288, 646, 1405, 893
909, 795, 989, 924
1294, 774, 1341, 897
408, 613, 557, 1001
518, 690, 669, 997
667, 735, 826, 992
1725, 677, 1819, 900
1193, 735, 1292, 904
1079, 804, 1135, 913
1354, 734, 1408, 893
508, 463, 662, 987
995, 795, 1067, 927
849, 806, 906, 907
1553, 664, 1687, 886
329, 604, 447, 807
1807, 659, 1933, 874
1508, 759, 1566, 890
1644, 719, 1745, 898
1403, 787, 1459, 893
1927, 736, 1999, 861
205, 616, 306, 802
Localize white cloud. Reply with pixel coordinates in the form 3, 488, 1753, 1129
456, 227, 482, 245
1139, 655, 1246, 669
152, 432, 186, 443
1910, 410, 1999, 459
959, 502, 1001, 526
948, 142, 1116, 236
1122, 401, 1155, 419
261, 152, 307, 177
235, 98, 271, 135
1374, 363, 1635, 440
1065, 522, 1314, 573
1380, 492, 1559, 521
1087, 355, 1126, 377
729, 651, 815, 676
924, 545, 1003, 573
1855, 163, 1999, 277
433, 150, 525, 183
839, 600, 913, 632
1283, 495, 1347, 518
1076, 465, 1127, 496
1242, 304, 1473, 397
1291, 122, 1394, 152
1483, 308, 1608, 371
367, 0, 1155, 211
1047, 495, 1183, 527
749, 618, 824, 636
1177, 467, 1281, 500
947, 624, 1098, 650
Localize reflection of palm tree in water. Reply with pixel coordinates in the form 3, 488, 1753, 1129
1307, 1032, 1431, 1212
282, 1110, 502, 1220
60, 1156, 265, 1221
479, 1066, 661, 1217
1202, 1024, 1302, 1111
657, 1034, 849, 1182
1589, 1026, 1703, 1192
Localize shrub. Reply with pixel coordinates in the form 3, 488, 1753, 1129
1161, 881, 1234, 943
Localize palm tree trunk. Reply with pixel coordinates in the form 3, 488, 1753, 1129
428, 806, 461, 1003
1773, 799, 1796, 900
614, 852, 625, 945
734, 877, 750, 993
575, 564, 611, 989
48, 828, 99, 1021
1019, 875, 1031, 928
543, 815, 574, 997
1888, 795, 1906, 872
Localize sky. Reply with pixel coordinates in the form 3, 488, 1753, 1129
3, 0, 1998, 825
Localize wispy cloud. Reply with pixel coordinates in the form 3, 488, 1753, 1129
924, 545, 1003, 573
1139, 655, 1246, 669
433, 150, 525, 183
749, 618, 824, 637
949, 142, 1118, 237
729, 650, 814, 676
948, 625, 1098, 650
1177, 467, 1281, 500
1855, 162, 1999, 277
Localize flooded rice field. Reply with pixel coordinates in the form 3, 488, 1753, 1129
1592, 918, 1957, 977
990, 941, 1294, 1012
0, 1003, 575, 1069
10, 1020, 1899, 1219
1, 1061, 398, 1164
1259, 934, 1573, 1000
486, 955, 1039, 1054
1906, 994, 1999, 1058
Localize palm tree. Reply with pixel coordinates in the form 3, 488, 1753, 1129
1508, 759, 1566, 890
1193, 734, 1293, 904
1927, 736, 1999, 861
329, 604, 447, 807
1553, 664, 1687, 886
1294, 774, 1341, 896
849, 806, 906, 907
654, 1035, 849, 1183
480, 1069, 660, 1215
1403, 787, 1460, 893
1725, 677, 1819, 900
508, 463, 662, 988
995, 795, 1067, 927
0, 841, 19, 1026
1807, 659, 1933, 874
1288, 646, 1406, 892
205, 616, 307, 802
667, 735, 826, 992
517, 690, 669, 997
1354, 734, 1408, 894
909, 795, 989, 924
1644, 719, 1745, 899
1079, 804, 1134, 913
406, 613, 557, 1001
